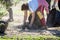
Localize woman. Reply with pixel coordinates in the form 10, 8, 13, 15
37, 0, 49, 29
28, 0, 49, 29
21, 3, 35, 30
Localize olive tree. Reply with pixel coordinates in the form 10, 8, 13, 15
0, 0, 20, 22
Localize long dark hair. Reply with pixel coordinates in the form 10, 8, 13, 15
21, 3, 29, 10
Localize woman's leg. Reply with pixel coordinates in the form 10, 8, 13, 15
40, 6, 48, 29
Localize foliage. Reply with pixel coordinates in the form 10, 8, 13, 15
0, 4, 7, 19
0, 0, 20, 9
0, 35, 60, 40
0, 0, 20, 19
0, 0, 12, 9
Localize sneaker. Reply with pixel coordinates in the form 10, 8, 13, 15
42, 26, 48, 30
21, 24, 26, 30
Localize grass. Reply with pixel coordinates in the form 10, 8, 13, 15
0, 35, 60, 40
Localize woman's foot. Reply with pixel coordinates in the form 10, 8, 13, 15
21, 23, 27, 30
42, 26, 48, 30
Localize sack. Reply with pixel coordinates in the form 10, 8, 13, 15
0, 21, 8, 33
54, 10, 60, 26
47, 8, 60, 27
47, 8, 56, 27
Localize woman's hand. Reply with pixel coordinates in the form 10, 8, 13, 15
29, 12, 35, 27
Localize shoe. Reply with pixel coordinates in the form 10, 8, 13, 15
42, 26, 48, 30
21, 24, 26, 30
27, 25, 32, 30
44, 26, 48, 30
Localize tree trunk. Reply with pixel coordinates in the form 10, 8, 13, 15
4, 0, 13, 22
8, 8, 13, 22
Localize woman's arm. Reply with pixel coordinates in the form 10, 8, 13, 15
24, 10, 28, 24
29, 12, 35, 26
45, 7, 49, 14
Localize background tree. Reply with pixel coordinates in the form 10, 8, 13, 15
0, 0, 20, 22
